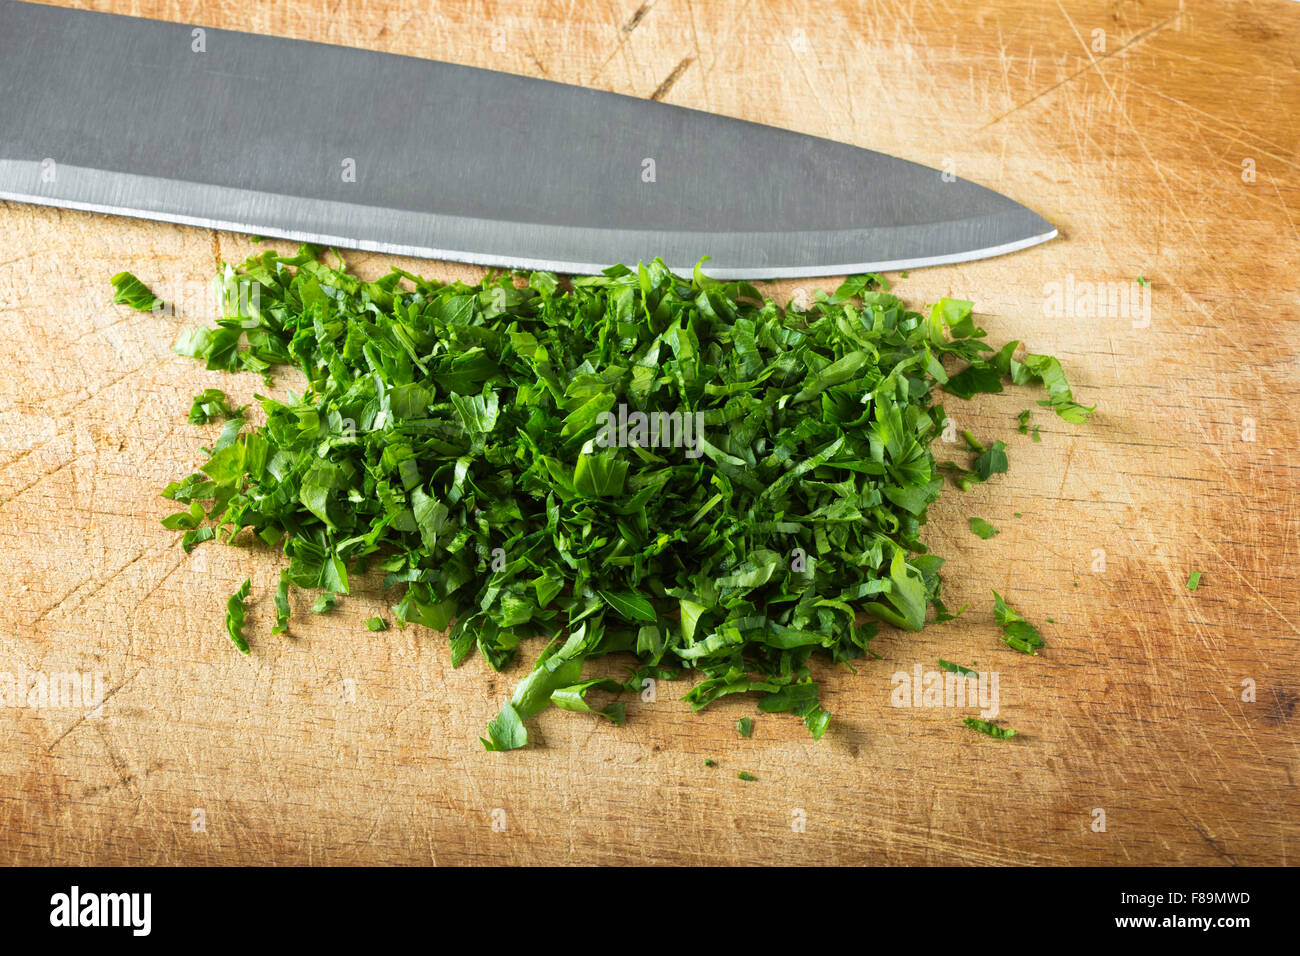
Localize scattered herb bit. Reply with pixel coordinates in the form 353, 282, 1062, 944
944, 340, 1094, 423
181, 526, 215, 553
738, 771, 756, 781
964, 717, 1017, 739
272, 570, 291, 635
1017, 409, 1031, 434
143, 246, 1089, 751
829, 272, 889, 299
962, 430, 986, 453
160, 503, 201, 531
1137, 276, 1150, 288
1046, 617, 1055, 623
1186, 571, 1202, 591
969, 517, 999, 539
992, 590, 1045, 654
974, 440, 1009, 480
704, 758, 716, 767
188, 388, 238, 425
1014, 512, 1022, 517
938, 659, 978, 677
365, 616, 388, 631
737, 716, 753, 738
110, 271, 164, 311
939, 437, 1012, 493
1032, 425, 1041, 443
225, 578, 251, 654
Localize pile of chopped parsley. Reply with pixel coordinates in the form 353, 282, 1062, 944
138, 246, 1091, 750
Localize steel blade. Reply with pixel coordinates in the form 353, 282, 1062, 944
0, 1, 1055, 278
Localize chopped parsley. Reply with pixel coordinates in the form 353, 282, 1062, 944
964, 717, 1017, 739
225, 578, 251, 654
140, 247, 1089, 750
938, 659, 978, 677
992, 590, 1044, 655
110, 272, 164, 312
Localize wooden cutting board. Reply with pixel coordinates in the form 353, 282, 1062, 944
1, 0, 1296, 865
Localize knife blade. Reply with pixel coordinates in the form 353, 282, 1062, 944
0, 0, 1056, 278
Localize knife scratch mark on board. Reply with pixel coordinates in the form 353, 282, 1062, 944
1176, 808, 1239, 864
982, 11, 1182, 130
622, 0, 655, 34
1193, 529, 1299, 639
650, 55, 694, 101
1056, 2, 1220, 268
1270, 178, 1300, 242
1121, 78, 1298, 169
46, 668, 143, 753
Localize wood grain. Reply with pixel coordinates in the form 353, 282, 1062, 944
0, 0, 1296, 865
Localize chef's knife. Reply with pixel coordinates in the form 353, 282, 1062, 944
0, 0, 1056, 278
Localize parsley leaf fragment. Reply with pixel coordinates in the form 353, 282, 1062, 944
992, 590, 1045, 654
225, 578, 251, 654
110, 272, 164, 312
964, 717, 1017, 739
938, 659, 978, 677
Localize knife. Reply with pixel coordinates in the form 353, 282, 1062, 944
0, 0, 1056, 279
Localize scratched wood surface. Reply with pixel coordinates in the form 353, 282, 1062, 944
0, 0, 1296, 866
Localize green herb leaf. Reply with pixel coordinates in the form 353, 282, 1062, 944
272, 570, 291, 635
992, 590, 1045, 654
964, 717, 1017, 739
110, 272, 164, 311
973, 441, 1009, 481
188, 388, 237, 425
969, 517, 999, 539
225, 578, 251, 654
